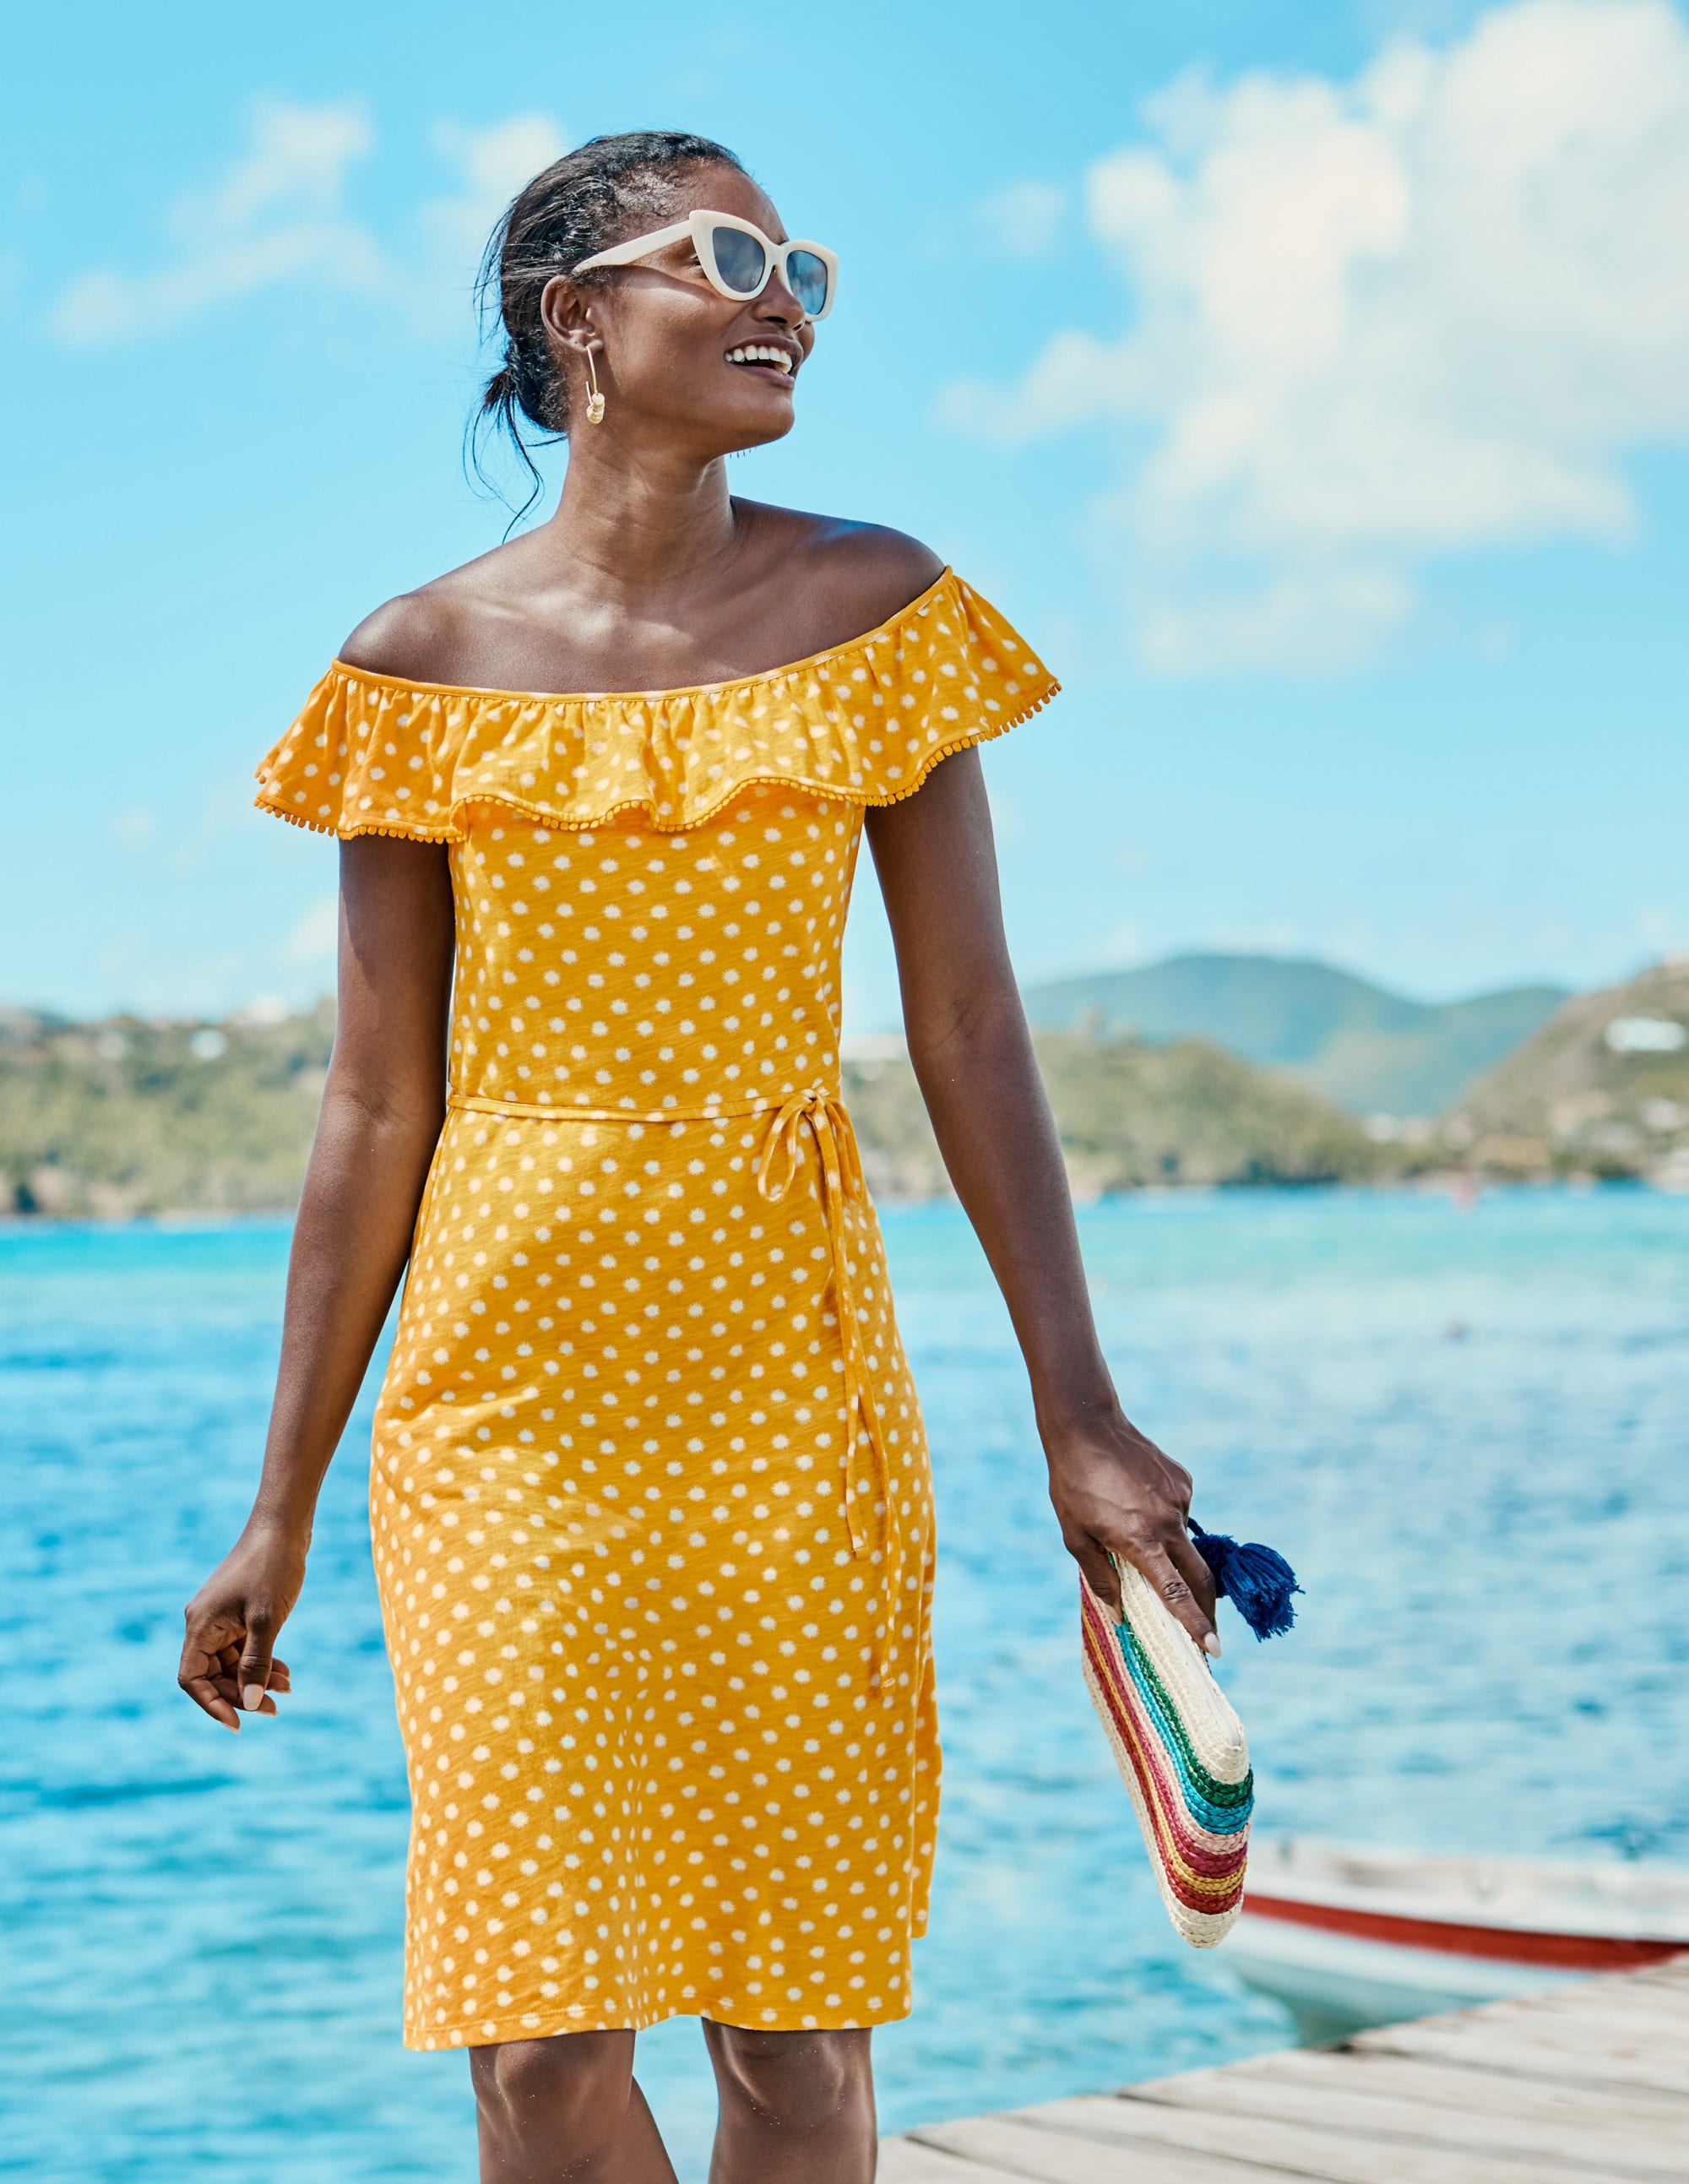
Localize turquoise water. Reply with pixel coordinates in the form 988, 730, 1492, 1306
3, 1187, 1687, 2181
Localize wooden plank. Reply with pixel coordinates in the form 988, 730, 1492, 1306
1007, 2091, 1658, 2184
1232, 2044, 1689, 2125
910, 2111, 1280, 2183
1353, 2013, 1689, 2097
1448, 1987, 1689, 2057
1627, 1956, 1689, 1994
1520, 1983, 1689, 2026
1526, 1980, 1689, 2035
1123, 2054, 1688, 2176
876, 2137, 1032, 2183
888, 1961, 1689, 2184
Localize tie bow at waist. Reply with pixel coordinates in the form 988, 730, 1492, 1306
756, 1092, 895, 1589
447, 1078, 907, 1687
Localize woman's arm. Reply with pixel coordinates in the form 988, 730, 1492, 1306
864, 748, 1219, 1649
178, 836, 455, 1729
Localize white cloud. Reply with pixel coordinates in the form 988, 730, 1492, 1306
942, 0, 1689, 672
975, 179, 1067, 261
1138, 567, 1418, 676
49, 99, 566, 346
425, 113, 568, 273
52, 99, 383, 345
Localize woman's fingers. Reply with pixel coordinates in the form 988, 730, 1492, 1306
178, 1638, 242, 1732
1069, 1535, 1123, 1619
1110, 1534, 1220, 1657
181, 1611, 292, 1729
209, 1672, 281, 1715
1168, 1527, 1219, 1633
236, 1609, 278, 1714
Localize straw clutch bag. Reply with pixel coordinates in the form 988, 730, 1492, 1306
1080, 1520, 1298, 1949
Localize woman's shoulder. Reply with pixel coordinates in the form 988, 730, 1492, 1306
329, 513, 950, 693
741, 503, 948, 642
335, 566, 500, 686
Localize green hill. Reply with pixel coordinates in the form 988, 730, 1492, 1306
0, 1004, 1388, 1216
0, 1005, 334, 1217
844, 1027, 1386, 1200
1020, 953, 1567, 1117
1449, 960, 1689, 1183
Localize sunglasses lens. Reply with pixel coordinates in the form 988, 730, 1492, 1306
709, 224, 768, 296
786, 249, 830, 317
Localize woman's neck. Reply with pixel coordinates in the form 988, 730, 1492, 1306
542, 439, 745, 606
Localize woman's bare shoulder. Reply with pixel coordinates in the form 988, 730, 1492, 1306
741, 501, 949, 643
335, 543, 523, 682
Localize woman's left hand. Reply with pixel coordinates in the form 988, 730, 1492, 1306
1041, 1404, 1219, 1653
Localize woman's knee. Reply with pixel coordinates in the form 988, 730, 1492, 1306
470, 2029, 636, 2148
706, 2024, 872, 2133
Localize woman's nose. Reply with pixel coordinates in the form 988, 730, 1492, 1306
755, 274, 805, 327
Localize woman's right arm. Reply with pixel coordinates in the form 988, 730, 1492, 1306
178, 834, 454, 1730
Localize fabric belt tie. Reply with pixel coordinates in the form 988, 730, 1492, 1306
753, 1085, 901, 1689
448, 1082, 908, 1693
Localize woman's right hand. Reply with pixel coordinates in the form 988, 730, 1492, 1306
178, 1525, 306, 1731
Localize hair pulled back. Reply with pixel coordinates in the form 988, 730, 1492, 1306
471, 129, 747, 510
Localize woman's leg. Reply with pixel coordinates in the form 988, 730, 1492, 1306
470, 2029, 679, 2184
701, 2023, 876, 2184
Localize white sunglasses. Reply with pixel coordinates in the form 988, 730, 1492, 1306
574, 209, 837, 321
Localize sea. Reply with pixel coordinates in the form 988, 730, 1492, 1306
3, 1185, 1687, 2181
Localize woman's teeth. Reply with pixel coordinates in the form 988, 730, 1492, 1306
726, 345, 793, 373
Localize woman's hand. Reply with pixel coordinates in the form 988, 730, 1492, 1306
1042, 1403, 1219, 1654
178, 1525, 306, 1731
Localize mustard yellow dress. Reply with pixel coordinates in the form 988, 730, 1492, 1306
254, 567, 1057, 2047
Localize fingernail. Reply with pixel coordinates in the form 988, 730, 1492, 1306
1203, 1632, 1223, 1658
242, 1683, 265, 1711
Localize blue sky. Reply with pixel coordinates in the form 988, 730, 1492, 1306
6, 0, 1688, 1031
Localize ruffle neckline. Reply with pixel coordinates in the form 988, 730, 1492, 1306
253, 568, 1059, 840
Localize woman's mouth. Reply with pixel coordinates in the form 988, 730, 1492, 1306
725, 344, 796, 382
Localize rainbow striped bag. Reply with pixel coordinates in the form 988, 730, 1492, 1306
1079, 1522, 1298, 1948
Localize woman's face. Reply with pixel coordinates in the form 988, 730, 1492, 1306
543, 164, 820, 458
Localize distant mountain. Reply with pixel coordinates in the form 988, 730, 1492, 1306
0, 1002, 1391, 1217
845, 1028, 1387, 1200
0, 1005, 334, 1217
1452, 959, 1689, 1184
1019, 953, 1568, 1117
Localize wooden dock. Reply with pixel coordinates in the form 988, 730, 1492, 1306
879, 1954, 1689, 2182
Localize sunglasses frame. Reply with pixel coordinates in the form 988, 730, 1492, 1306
573, 208, 837, 321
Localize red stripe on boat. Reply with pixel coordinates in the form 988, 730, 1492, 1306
1241, 1893, 1687, 1970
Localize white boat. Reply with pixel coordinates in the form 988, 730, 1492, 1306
1225, 1835, 1689, 2044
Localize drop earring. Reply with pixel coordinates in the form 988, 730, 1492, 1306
584, 349, 606, 426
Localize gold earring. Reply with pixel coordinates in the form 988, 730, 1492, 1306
584, 349, 606, 426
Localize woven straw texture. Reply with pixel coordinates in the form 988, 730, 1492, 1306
1080, 1562, 1252, 1947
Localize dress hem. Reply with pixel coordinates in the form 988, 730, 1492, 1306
402, 1991, 918, 2050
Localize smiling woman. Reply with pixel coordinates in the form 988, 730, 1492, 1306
470, 133, 824, 523
178, 127, 1217, 2184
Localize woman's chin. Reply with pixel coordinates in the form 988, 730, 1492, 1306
715, 403, 799, 454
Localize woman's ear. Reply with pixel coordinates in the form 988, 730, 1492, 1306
540, 274, 596, 353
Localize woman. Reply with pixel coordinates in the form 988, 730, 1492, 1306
179, 130, 1217, 2184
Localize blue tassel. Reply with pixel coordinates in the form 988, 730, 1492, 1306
1188, 1519, 1301, 1641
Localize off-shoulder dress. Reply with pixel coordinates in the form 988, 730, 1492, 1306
253, 568, 1058, 2047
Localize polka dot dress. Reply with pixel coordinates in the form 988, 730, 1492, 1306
254, 568, 1058, 2047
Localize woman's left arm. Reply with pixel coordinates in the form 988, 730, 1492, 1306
864, 746, 1219, 1649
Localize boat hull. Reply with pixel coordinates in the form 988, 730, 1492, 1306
1229, 1908, 1587, 2044
1225, 1839, 1689, 2044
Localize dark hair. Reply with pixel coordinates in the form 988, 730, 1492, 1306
470, 129, 747, 514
